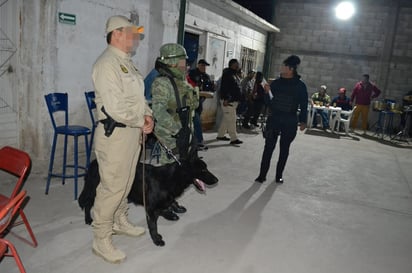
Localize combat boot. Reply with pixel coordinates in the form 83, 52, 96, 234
92, 235, 126, 264
113, 215, 145, 237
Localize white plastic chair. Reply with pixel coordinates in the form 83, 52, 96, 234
331, 106, 357, 135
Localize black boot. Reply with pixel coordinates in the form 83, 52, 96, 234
171, 200, 187, 213
160, 207, 179, 221
276, 161, 285, 184
255, 176, 266, 183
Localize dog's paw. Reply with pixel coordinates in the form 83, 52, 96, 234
153, 235, 165, 246
154, 239, 165, 247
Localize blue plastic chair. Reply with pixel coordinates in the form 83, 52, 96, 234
84, 91, 97, 156
44, 93, 91, 200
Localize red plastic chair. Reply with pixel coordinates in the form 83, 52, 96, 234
0, 191, 28, 273
0, 146, 38, 247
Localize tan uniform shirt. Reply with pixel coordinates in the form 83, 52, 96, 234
92, 45, 152, 127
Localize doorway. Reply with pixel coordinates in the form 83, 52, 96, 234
184, 32, 199, 69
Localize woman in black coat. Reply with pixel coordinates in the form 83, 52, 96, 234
255, 55, 308, 183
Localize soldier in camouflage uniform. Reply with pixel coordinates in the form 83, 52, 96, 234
150, 43, 199, 220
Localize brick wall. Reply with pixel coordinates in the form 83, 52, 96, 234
270, 0, 412, 102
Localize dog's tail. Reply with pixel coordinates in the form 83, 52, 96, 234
77, 159, 99, 210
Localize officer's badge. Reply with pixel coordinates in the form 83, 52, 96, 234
120, 64, 128, 73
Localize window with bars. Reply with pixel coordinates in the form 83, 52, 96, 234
240, 46, 257, 75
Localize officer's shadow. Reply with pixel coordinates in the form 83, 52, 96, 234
167, 181, 279, 270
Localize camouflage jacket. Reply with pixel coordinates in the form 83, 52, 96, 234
151, 71, 199, 149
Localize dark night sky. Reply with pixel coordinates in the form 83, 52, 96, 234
233, 0, 273, 22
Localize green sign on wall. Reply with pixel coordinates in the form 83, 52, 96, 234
58, 12, 76, 25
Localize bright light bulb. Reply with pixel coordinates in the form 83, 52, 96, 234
335, 1, 355, 20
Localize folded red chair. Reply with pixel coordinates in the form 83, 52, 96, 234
0, 190, 28, 273
0, 146, 38, 247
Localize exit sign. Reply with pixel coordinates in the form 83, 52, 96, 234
58, 12, 76, 25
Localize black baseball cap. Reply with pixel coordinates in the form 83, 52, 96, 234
198, 59, 210, 66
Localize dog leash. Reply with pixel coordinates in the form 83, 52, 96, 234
142, 131, 147, 216
151, 132, 181, 166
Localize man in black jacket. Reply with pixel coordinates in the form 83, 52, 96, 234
216, 59, 243, 145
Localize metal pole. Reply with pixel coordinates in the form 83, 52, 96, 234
263, 0, 276, 79
177, 0, 186, 45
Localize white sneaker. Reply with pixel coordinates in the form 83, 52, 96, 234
113, 216, 145, 237
92, 236, 126, 264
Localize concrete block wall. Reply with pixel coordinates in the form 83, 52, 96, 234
389, 7, 412, 97
270, 0, 412, 102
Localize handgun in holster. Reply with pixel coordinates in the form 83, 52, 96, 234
100, 106, 126, 137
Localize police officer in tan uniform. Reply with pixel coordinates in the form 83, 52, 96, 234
91, 15, 153, 264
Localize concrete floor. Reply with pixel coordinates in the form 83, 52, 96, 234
1, 128, 412, 273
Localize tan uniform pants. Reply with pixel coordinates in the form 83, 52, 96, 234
351, 104, 369, 130
93, 124, 142, 238
217, 101, 238, 141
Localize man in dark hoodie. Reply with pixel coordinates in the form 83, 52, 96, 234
216, 59, 243, 145
255, 55, 308, 184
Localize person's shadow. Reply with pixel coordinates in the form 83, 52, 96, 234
159, 182, 279, 271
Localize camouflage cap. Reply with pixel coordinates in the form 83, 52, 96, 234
159, 43, 187, 65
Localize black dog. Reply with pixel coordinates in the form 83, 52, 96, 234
78, 146, 218, 246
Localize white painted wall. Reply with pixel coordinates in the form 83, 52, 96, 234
186, 1, 268, 78
55, 0, 153, 124
5, 0, 268, 158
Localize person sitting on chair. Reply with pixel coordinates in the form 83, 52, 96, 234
331, 87, 352, 131
331, 88, 352, 110
243, 71, 266, 128
311, 85, 331, 130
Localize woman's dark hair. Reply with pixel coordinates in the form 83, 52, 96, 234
283, 55, 301, 72
255, 71, 263, 84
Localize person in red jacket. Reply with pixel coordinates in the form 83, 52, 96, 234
350, 74, 381, 133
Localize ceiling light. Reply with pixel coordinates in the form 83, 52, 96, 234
335, 1, 355, 20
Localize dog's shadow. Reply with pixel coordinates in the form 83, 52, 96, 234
164, 182, 278, 269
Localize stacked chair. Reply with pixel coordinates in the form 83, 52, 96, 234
0, 146, 38, 272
